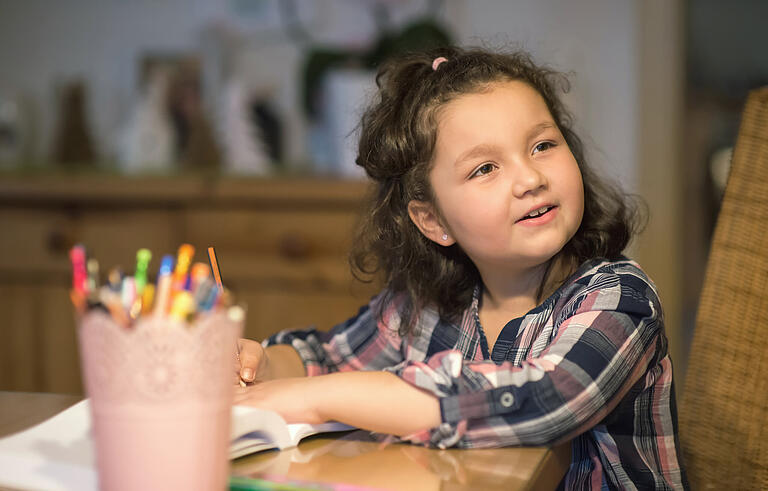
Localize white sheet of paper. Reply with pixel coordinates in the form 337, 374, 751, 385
0, 400, 353, 491
0, 400, 96, 491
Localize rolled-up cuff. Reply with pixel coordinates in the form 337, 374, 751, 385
441, 386, 522, 423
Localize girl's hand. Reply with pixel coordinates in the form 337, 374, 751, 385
233, 377, 324, 424
236, 338, 270, 385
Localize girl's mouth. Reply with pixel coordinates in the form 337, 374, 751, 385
516, 205, 557, 225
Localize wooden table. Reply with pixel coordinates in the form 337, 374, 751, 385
0, 392, 571, 490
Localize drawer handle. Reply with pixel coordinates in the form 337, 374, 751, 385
278, 233, 310, 259
47, 229, 75, 255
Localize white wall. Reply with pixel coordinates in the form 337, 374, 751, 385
0, 0, 204, 162
451, 0, 638, 189
0, 0, 638, 188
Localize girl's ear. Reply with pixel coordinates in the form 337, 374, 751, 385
407, 200, 456, 246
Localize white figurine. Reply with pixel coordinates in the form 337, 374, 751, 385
220, 78, 271, 175
117, 68, 174, 173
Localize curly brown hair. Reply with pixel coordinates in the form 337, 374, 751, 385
350, 46, 644, 334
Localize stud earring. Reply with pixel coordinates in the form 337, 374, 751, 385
442, 233, 449, 241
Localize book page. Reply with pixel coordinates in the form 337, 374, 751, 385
229, 405, 292, 459
0, 400, 96, 491
230, 406, 355, 459
287, 421, 356, 447
0, 400, 356, 489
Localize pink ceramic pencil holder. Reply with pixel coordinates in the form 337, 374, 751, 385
77, 310, 242, 491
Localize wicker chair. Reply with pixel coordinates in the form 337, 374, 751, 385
679, 87, 768, 489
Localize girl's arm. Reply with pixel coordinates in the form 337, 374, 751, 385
239, 266, 666, 450
235, 271, 669, 457
234, 371, 442, 436
238, 292, 407, 382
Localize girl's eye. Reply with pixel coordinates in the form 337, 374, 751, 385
533, 141, 556, 154
470, 162, 496, 178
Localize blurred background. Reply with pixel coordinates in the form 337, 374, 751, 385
0, 0, 765, 395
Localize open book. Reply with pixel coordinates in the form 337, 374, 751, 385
0, 400, 354, 491
229, 404, 354, 459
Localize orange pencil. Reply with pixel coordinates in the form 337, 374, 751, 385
208, 246, 246, 387
207, 247, 223, 289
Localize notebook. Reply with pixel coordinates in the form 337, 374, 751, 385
0, 400, 353, 491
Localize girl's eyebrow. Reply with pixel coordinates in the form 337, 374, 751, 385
453, 143, 502, 167
527, 122, 556, 141
452, 122, 556, 167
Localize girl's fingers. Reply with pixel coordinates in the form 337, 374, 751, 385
237, 339, 264, 381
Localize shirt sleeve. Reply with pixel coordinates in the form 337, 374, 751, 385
386, 271, 666, 449
263, 291, 406, 376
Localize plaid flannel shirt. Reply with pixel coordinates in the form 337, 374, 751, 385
265, 257, 687, 490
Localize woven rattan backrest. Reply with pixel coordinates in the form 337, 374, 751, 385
679, 87, 768, 490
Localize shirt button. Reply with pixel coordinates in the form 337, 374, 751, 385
500, 391, 514, 408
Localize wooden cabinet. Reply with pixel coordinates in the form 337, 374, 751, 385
0, 175, 380, 394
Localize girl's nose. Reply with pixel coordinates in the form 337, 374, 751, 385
511, 161, 547, 198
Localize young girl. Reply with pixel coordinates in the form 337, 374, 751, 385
233, 46, 687, 490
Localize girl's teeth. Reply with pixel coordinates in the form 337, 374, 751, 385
527, 206, 549, 218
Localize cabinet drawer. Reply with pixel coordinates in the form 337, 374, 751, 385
184, 209, 358, 260
237, 288, 377, 340
0, 209, 75, 274
0, 208, 178, 277
76, 209, 178, 275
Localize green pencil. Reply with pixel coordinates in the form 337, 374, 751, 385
229, 475, 326, 491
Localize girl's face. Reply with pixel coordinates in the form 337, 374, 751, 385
413, 80, 584, 275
